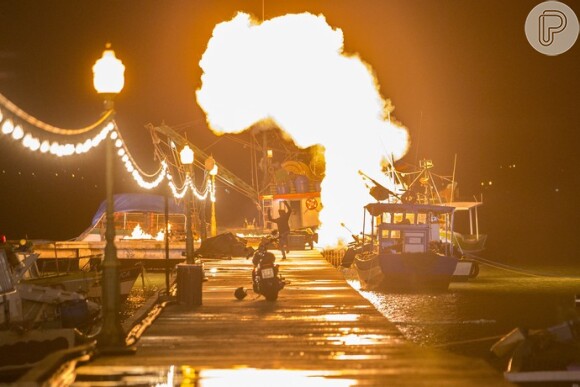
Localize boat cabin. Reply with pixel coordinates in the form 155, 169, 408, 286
363, 203, 456, 257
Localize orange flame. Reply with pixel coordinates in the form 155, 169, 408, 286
196, 12, 409, 246
125, 223, 168, 241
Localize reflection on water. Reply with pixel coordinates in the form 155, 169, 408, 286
263, 313, 360, 322
346, 265, 580, 360
121, 273, 166, 322
326, 333, 388, 346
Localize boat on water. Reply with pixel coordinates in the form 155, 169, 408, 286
20, 253, 143, 301
9, 239, 143, 301
32, 193, 190, 270
383, 158, 488, 255
353, 202, 460, 292
0, 246, 100, 377
491, 319, 580, 384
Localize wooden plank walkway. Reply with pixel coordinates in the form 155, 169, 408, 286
72, 250, 512, 386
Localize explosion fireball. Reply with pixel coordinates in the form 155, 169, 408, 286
196, 12, 409, 246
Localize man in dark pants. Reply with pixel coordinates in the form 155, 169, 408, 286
267, 201, 291, 260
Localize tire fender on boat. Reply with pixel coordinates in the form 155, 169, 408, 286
468, 261, 479, 279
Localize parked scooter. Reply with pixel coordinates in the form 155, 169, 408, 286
235, 231, 286, 302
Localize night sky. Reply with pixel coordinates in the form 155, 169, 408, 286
0, 1, 578, 264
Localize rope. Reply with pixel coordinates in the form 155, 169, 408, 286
431, 334, 504, 348
0, 92, 114, 135
466, 252, 580, 279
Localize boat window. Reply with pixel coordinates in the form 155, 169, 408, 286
393, 213, 403, 223
380, 229, 401, 239
403, 231, 427, 253
382, 213, 393, 224
417, 213, 427, 224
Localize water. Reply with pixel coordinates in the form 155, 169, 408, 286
121, 271, 168, 322
345, 263, 580, 369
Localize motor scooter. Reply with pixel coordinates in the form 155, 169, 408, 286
235, 231, 286, 302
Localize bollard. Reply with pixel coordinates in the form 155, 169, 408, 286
176, 263, 203, 306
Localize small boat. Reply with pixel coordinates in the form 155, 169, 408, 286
16, 251, 142, 301
442, 201, 487, 254
353, 202, 460, 292
492, 320, 580, 384
0, 247, 100, 378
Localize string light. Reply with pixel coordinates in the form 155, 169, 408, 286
2, 119, 14, 134
0, 94, 217, 203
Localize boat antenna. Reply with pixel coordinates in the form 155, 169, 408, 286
340, 222, 359, 242
450, 154, 457, 203
390, 152, 405, 188
414, 110, 423, 164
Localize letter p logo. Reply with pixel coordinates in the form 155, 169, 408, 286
525, 1, 579, 56
539, 10, 567, 46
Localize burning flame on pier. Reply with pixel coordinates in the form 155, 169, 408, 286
124, 223, 168, 241
196, 12, 409, 246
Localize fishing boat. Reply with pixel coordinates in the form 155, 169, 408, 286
382, 158, 488, 255
353, 202, 459, 292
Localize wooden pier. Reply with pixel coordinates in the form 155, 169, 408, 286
68, 250, 510, 386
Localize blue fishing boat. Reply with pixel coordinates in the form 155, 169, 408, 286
353, 202, 460, 292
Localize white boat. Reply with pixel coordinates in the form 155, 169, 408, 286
0, 247, 100, 377
443, 201, 487, 254
32, 193, 189, 270
14, 250, 142, 301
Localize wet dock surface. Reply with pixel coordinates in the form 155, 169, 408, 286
73, 250, 511, 386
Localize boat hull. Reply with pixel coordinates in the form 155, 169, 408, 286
354, 252, 458, 292
22, 265, 142, 301
0, 328, 79, 377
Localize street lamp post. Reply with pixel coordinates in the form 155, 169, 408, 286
176, 144, 202, 306
93, 44, 129, 351
205, 156, 218, 237
180, 144, 195, 264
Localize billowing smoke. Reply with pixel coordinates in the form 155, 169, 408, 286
196, 12, 409, 245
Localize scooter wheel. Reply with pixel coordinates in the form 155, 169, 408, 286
264, 291, 279, 302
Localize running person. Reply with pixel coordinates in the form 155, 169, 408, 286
267, 201, 292, 260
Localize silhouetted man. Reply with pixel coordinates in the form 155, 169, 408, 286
267, 201, 291, 260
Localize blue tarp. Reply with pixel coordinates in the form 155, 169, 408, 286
90, 193, 186, 227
